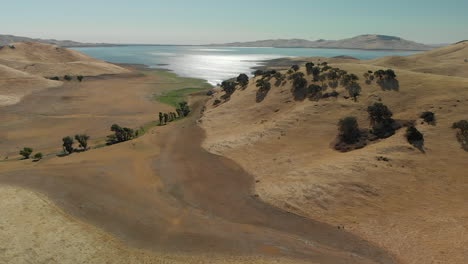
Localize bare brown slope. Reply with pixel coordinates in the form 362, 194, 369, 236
0, 42, 129, 76
0, 96, 395, 264
368, 41, 468, 77
201, 64, 468, 264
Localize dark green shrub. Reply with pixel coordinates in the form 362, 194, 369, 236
253, 70, 264, 77
75, 134, 90, 150
420, 112, 435, 124
62, 136, 74, 154
33, 153, 43, 161
236, 73, 249, 88
107, 124, 135, 144
305, 62, 315, 75
406, 126, 424, 148
77, 75, 84, 82
19, 147, 33, 159
255, 79, 271, 103
291, 65, 300, 72
367, 103, 395, 138
338, 117, 361, 144
177, 101, 190, 117
64, 75, 72, 81
221, 80, 236, 97
452, 120, 468, 151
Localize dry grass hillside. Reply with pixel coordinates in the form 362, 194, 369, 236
0, 64, 61, 106
0, 42, 129, 77
0, 42, 130, 106
201, 44, 468, 264
369, 41, 468, 78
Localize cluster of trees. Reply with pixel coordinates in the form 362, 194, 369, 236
62, 134, 90, 154
337, 102, 427, 151
48, 75, 84, 82
364, 69, 399, 91
367, 102, 396, 138
158, 101, 191, 125
19, 147, 43, 161
452, 120, 468, 151
106, 124, 134, 145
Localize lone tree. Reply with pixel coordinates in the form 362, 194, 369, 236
346, 82, 362, 101
75, 134, 90, 150
406, 126, 424, 148
220, 81, 236, 98
420, 111, 435, 124
338, 117, 361, 144
452, 120, 468, 151
236, 73, 249, 88
33, 152, 43, 161
19, 147, 33, 159
62, 136, 74, 154
255, 79, 271, 102
177, 101, 190, 117
308, 84, 322, 100
367, 102, 395, 138
77, 75, 84, 82
289, 72, 308, 100
159, 112, 164, 125
305, 62, 315, 75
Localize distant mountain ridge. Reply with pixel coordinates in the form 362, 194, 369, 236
0, 34, 114, 47
210, 34, 434, 51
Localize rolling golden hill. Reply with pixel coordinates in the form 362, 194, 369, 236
201, 43, 468, 264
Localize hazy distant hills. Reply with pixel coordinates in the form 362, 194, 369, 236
210, 34, 434, 51
0, 34, 114, 47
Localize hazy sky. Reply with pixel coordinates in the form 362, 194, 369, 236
2, 0, 467, 44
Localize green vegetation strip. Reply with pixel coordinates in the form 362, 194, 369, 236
155, 87, 208, 107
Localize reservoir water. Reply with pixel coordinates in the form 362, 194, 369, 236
74, 46, 419, 85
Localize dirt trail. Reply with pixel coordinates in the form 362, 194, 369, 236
0, 98, 396, 264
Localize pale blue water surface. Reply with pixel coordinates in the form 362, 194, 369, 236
74, 46, 419, 85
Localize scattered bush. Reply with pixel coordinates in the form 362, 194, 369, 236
291, 65, 300, 72
75, 134, 90, 150
64, 75, 72, 81
374, 69, 399, 91
305, 62, 315, 75
307, 84, 322, 100
367, 103, 395, 138
289, 72, 308, 101
19, 147, 33, 159
406, 126, 424, 150
213, 99, 221, 106
452, 120, 468, 151
77, 75, 84, 82
220, 80, 236, 99
33, 152, 43, 161
62, 136, 74, 154
107, 124, 135, 144
253, 70, 264, 77
338, 117, 361, 144
48, 76, 60, 81
236, 73, 249, 88
255, 79, 271, 102
177, 101, 190, 117
420, 111, 435, 124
